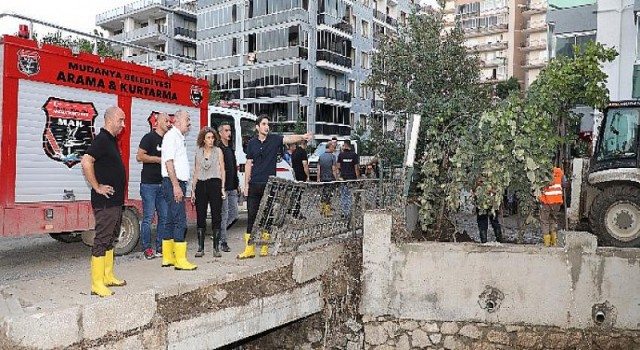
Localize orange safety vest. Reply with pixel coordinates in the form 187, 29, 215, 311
540, 167, 564, 205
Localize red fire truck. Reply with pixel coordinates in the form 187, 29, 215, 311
0, 34, 208, 254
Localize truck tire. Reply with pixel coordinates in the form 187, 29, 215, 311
79, 208, 140, 256
589, 186, 640, 247
114, 207, 140, 256
49, 232, 82, 243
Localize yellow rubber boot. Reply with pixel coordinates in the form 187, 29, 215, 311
237, 233, 255, 259
260, 232, 270, 257
543, 234, 551, 247
173, 242, 197, 270
104, 249, 126, 287
91, 256, 113, 297
551, 232, 558, 247
161, 239, 176, 267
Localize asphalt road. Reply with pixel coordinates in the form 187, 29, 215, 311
0, 214, 248, 286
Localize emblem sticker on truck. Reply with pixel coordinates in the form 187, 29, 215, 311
17, 49, 40, 76
190, 85, 203, 106
41, 97, 97, 168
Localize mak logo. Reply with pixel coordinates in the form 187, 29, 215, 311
190, 85, 203, 107
17, 49, 41, 76
42, 97, 97, 168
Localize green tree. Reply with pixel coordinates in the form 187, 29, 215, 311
451, 42, 618, 239
38, 30, 119, 58
368, 11, 491, 236
495, 76, 521, 99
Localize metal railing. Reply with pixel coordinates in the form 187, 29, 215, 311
96, 0, 167, 24
250, 175, 403, 254
174, 27, 196, 39
316, 49, 352, 68
315, 87, 351, 102
317, 13, 354, 35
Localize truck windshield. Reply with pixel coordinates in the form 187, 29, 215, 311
596, 107, 640, 161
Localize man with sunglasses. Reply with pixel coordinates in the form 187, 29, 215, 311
237, 115, 313, 259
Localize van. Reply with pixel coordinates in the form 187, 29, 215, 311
207, 107, 295, 192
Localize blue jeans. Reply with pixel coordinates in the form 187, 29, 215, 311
162, 178, 187, 242
220, 190, 239, 243
140, 183, 167, 251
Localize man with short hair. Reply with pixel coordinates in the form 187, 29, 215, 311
317, 142, 338, 216
81, 106, 127, 297
337, 140, 359, 218
237, 116, 313, 259
136, 112, 171, 259
161, 110, 197, 270
291, 140, 310, 182
218, 122, 240, 253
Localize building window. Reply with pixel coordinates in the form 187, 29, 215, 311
359, 114, 367, 129
361, 51, 369, 69
348, 79, 355, 96
554, 32, 596, 58
362, 20, 370, 38
633, 65, 640, 99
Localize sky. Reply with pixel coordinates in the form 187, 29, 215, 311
0, 1, 132, 38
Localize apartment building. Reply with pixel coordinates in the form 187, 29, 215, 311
96, 0, 199, 74
444, 0, 549, 88
196, 0, 413, 141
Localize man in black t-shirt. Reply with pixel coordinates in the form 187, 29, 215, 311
237, 115, 313, 259
81, 106, 127, 297
136, 112, 171, 259
337, 140, 360, 218
291, 140, 310, 182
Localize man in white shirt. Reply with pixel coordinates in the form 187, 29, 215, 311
161, 110, 197, 270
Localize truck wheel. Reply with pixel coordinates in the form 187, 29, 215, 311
49, 232, 82, 243
589, 186, 640, 247
114, 207, 140, 256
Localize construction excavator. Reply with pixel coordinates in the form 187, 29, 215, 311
567, 100, 640, 247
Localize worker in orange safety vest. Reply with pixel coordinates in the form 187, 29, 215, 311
539, 166, 565, 247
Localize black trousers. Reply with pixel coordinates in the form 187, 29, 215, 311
92, 206, 123, 257
246, 183, 267, 235
476, 209, 501, 232
195, 178, 222, 232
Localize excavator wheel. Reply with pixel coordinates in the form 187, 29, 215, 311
589, 186, 640, 247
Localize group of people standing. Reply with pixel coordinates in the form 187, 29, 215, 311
475, 165, 567, 246
81, 107, 312, 297
135, 111, 238, 269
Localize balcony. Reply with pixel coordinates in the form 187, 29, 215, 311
522, 21, 547, 33
521, 0, 547, 16
521, 58, 547, 69
96, 0, 174, 29
315, 87, 351, 107
316, 50, 352, 74
174, 27, 196, 43
463, 24, 508, 38
473, 41, 508, 52
372, 9, 398, 28
174, 0, 197, 17
242, 84, 308, 99
111, 24, 168, 45
520, 39, 547, 51
317, 13, 353, 37
255, 46, 309, 63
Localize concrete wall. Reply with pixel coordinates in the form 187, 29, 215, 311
361, 211, 640, 330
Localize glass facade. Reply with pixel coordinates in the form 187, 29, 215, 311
247, 0, 309, 17
554, 33, 595, 58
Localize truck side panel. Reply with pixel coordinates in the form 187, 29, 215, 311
127, 97, 201, 201
15, 80, 117, 203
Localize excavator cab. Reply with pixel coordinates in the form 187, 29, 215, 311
592, 101, 640, 172
580, 100, 640, 247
